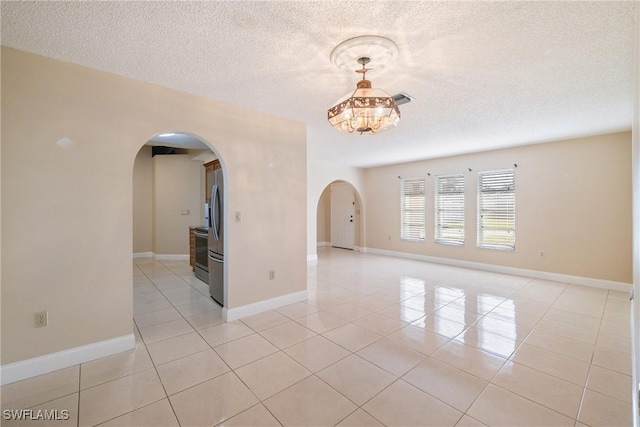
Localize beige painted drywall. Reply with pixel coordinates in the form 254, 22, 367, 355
1, 47, 306, 364
316, 187, 330, 244
364, 132, 632, 283
307, 162, 366, 259
132, 146, 153, 254
152, 154, 202, 255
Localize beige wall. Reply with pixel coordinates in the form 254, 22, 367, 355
152, 154, 202, 255
364, 132, 632, 283
132, 146, 153, 253
1, 47, 307, 364
316, 187, 331, 244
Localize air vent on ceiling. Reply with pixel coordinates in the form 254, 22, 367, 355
392, 92, 414, 106
151, 146, 188, 157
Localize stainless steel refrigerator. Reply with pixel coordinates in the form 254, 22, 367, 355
208, 168, 224, 306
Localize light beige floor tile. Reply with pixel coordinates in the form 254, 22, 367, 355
524, 329, 594, 363
322, 323, 382, 352
474, 316, 532, 341
80, 345, 153, 390
199, 320, 254, 347
448, 298, 496, 315
596, 330, 631, 354
317, 354, 396, 405
387, 324, 450, 355
307, 294, 345, 310
543, 308, 601, 330
185, 309, 225, 330
485, 305, 541, 327
592, 346, 632, 375
403, 357, 488, 412
497, 298, 552, 317
433, 340, 506, 381
357, 338, 425, 376
434, 305, 483, 326
146, 331, 209, 366
98, 398, 178, 427
1, 366, 79, 410
156, 349, 230, 395
354, 295, 395, 311
600, 318, 631, 338
578, 389, 633, 427
217, 403, 281, 427
133, 299, 173, 315
401, 294, 446, 314
214, 333, 278, 369
353, 313, 408, 336
259, 321, 316, 349
510, 343, 589, 386
263, 375, 357, 426
412, 315, 467, 339
295, 311, 347, 334
535, 318, 599, 345
133, 307, 182, 328
467, 384, 574, 426
325, 302, 373, 321
586, 365, 632, 403
336, 409, 384, 426
170, 372, 258, 427
378, 303, 427, 323
492, 361, 583, 418
454, 327, 520, 359
455, 415, 488, 427
240, 310, 290, 332
363, 379, 462, 426
234, 352, 311, 400
137, 318, 194, 344
603, 301, 630, 323
174, 299, 220, 317
78, 368, 165, 427
2, 393, 78, 427
284, 335, 350, 372
276, 302, 319, 319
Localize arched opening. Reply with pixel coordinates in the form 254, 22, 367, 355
131, 131, 228, 329
316, 180, 364, 255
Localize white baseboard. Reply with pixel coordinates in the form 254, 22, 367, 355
354, 245, 363, 252
154, 254, 189, 262
317, 241, 330, 247
133, 252, 153, 259
363, 247, 632, 292
223, 290, 308, 322
0, 334, 135, 386
307, 254, 318, 264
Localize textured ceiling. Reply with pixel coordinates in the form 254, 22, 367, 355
1, 1, 635, 167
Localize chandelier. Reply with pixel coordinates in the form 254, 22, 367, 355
327, 36, 401, 135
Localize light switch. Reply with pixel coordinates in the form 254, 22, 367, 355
235, 211, 241, 222
181, 210, 190, 215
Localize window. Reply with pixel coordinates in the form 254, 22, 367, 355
435, 174, 464, 245
401, 178, 426, 241
477, 169, 515, 250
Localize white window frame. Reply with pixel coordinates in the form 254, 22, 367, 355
477, 169, 515, 251
435, 174, 465, 246
400, 177, 426, 242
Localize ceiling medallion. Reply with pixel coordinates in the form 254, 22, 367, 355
327, 36, 401, 135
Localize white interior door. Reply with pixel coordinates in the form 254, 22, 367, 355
331, 183, 355, 249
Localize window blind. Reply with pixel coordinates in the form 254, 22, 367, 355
435, 174, 465, 245
477, 169, 515, 250
401, 178, 426, 242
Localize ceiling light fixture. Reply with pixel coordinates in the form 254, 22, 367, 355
327, 36, 401, 135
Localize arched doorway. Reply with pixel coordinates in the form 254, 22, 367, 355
316, 180, 364, 252
131, 132, 228, 308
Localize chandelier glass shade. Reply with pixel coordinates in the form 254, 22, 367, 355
327, 59, 400, 135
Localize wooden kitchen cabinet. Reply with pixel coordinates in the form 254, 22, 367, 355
204, 159, 221, 203
189, 227, 196, 268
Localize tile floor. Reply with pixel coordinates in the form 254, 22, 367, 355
0, 247, 633, 426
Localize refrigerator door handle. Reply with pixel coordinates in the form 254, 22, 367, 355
211, 184, 219, 240
208, 253, 224, 262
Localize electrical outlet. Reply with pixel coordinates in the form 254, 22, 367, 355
34, 311, 48, 328
539, 251, 545, 259
269, 270, 275, 280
